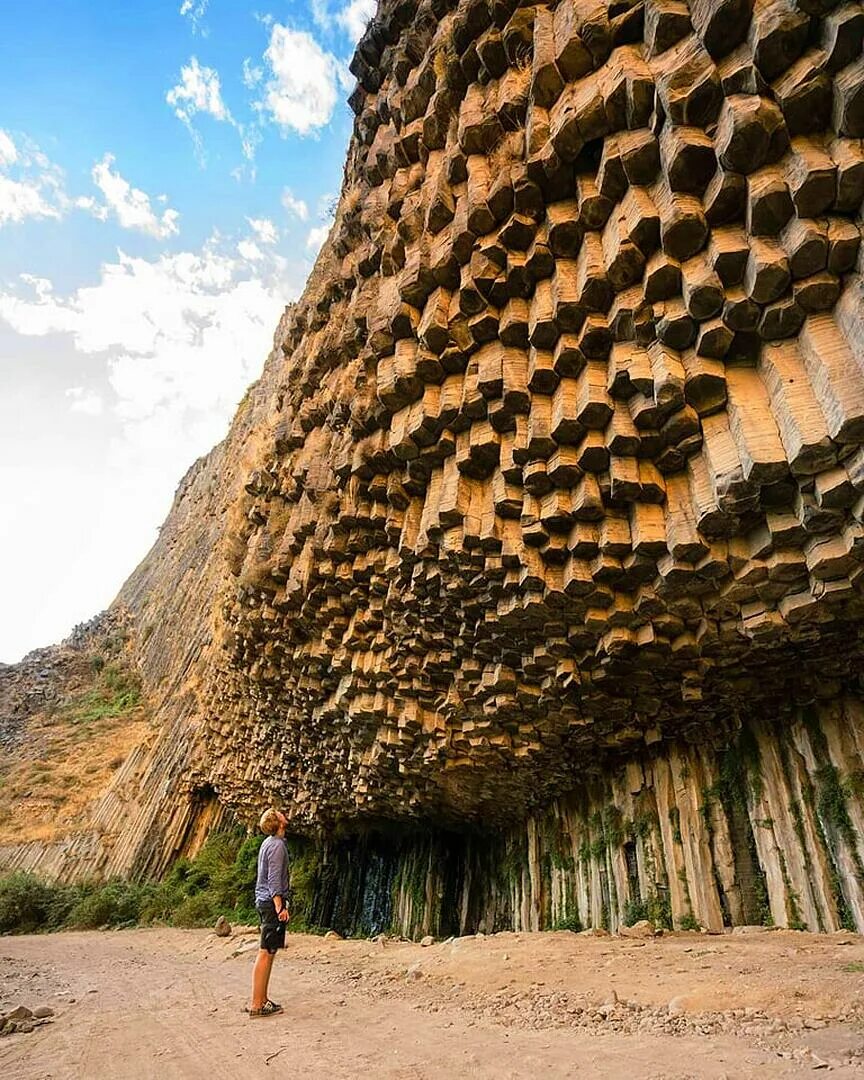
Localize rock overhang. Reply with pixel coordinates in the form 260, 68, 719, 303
186, 0, 864, 829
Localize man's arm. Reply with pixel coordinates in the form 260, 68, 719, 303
267, 844, 289, 920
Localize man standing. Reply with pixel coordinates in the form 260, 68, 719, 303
249, 807, 290, 1018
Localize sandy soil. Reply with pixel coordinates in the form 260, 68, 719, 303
1, 926, 864, 1079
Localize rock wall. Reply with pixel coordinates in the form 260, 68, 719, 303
306, 697, 864, 937
205, 0, 864, 835
5, 0, 864, 934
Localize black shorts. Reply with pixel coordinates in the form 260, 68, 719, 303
256, 899, 287, 954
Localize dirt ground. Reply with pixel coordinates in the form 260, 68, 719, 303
2, 926, 864, 1079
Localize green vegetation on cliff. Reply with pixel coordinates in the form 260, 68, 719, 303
0, 829, 334, 936
0, 646, 148, 847
61, 658, 141, 724
0, 829, 264, 934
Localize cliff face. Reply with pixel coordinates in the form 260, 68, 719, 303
206, 0, 864, 830
4, 0, 864, 932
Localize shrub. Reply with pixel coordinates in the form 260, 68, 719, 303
0, 873, 54, 933
0, 827, 265, 934
157, 829, 262, 925
171, 891, 220, 928
64, 662, 141, 725
552, 914, 582, 932
137, 881, 183, 925
623, 899, 648, 926
138, 827, 262, 928
284, 837, 319, 926
65, 880, 151, 929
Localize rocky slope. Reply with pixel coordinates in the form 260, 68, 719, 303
0, 612, 149, 853
3, 0, 864, 935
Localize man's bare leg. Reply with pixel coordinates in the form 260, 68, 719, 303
251, 949, 276, 1010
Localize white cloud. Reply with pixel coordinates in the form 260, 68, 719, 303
259, 25, 340, 135
66, 387, 105, 416
0, 174, 62, 227
0, 130, 18, 167
306, 224, 329, 251
74, 194, 109, 221
242, 57, 263, 89
167, 57, 258, 162
237, 239, 264, 261
0, 135, 183, 237
167, 56, 231, 126
238, 126, 261, 163
308, 1, 376, 42
0, 238, 298, 664
0, 265, 275, 659
0, 131, 66, 227
0, 236, 296, 428
247, 216, 278, 244
310, 0, 332, 31
337, 0, 376, 41
281, 188, 308, 221
179, 0, 209, 32
316, 190, 336, 219
90, 154, 180, 239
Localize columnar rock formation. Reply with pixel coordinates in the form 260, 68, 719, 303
206, 0, 864, 826
4, 0, 864, 934
303, 700, 864, 937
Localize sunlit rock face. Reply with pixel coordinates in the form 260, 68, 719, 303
205, 0, 864, 829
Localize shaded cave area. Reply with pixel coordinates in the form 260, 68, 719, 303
276, 699, 864, 939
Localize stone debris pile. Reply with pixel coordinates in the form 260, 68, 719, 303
0, 1003, 55, 1037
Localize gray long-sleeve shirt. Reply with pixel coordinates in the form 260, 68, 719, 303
254, 835, 290, 904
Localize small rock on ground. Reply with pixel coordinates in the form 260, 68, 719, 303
619, 920, 655, 939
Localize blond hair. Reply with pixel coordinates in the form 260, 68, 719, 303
259, 807, 283, 835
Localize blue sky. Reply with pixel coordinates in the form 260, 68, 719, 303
0, 0, 375, 661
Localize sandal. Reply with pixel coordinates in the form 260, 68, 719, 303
249, 1000, 284, 1018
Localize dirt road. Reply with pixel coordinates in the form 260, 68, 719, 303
2, 926, 864, 1079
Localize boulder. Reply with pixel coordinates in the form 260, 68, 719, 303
3, 1006, 32, 1022
619, 920, 655, 938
